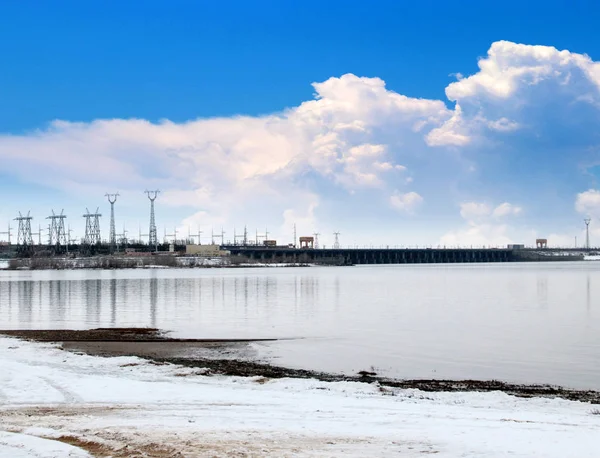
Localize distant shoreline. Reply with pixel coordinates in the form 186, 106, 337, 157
1, 256, 315, 271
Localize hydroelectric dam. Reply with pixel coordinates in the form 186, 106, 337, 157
223, 246, 587, 265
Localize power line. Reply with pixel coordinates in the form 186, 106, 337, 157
0, 223, 12, 245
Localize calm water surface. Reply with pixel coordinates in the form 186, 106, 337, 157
1, 263, 599, 389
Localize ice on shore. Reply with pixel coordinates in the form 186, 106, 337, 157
0, 336, 599, 457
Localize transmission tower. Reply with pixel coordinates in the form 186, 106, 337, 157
136, 221, 148, 244
212, 227, 225, 245
117, 226, 129, 248
0, 223, 12, 245
585, 218, 591, 250
67, 225, 77, 246
293, 223, 297, 248
31, 225, 43, 246
47, 210, 67, 251
234, 226, 248, 246
145, 190, 160, 251
313, 232, 320, 249
105, 193, 119, 251
83, 207, 102, 245
333, 231, 341, 249
164, 226, 177, 244
14, 212, 33, 253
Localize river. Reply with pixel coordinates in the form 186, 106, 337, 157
1, 262, 599, 389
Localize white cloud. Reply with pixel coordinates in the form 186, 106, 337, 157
487, 117, 520, 132
444, 200, 523, 246
460, 202, 491, 220
390, 191, 423, 213
492, 202, 523, 218
576, 189, 600, 217
460, 201, 522, 221
439, 223, 514, 248
444, 41, 597, 101
0, 73, 453, 238
3, 41, 600, 245
430, 40, 600, 149
425, 104, 471, 146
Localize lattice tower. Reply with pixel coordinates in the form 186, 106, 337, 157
105, 193, 119, 250
313, 232, 320, 249
145, 190, 160, 251
14, 212, 33, 248
47, 210, 67, 249
585, 218, 591, 249
333, 231, 340, 249
83, 207, 102, 245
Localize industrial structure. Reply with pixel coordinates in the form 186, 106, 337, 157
83, 208, 102, 246
14, 212, 33, 254
106, 193, 119, 252
585, 218, 591, 250
145, 190, 159, 251
0, 191, 597, 265
47, 210, 67, 253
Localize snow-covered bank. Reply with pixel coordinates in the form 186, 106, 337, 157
0, 431, 90, 458
1, 337, 599, 457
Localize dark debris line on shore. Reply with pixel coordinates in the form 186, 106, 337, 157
2, 328, 599, 405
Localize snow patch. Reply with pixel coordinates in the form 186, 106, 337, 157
0, 336, 599, 456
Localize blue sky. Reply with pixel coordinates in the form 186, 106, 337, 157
1, 1, 600, 247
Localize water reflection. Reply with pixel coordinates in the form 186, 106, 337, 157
587, 274, 591, 312
18, 281, 33, 324
149, 276, 158, 328
536, 275, 548, 308
1, 265, 600, 389
110, 277, 117, 325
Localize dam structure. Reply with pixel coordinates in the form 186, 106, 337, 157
225, 246, 519, 265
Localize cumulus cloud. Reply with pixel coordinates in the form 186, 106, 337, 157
425, 104, 471, 146
439, 223, 514, 247
442, 200, 523, 246
390, 191, 423, 213
431, 40, 600, 148
0, 74, 455, 240
3, 40, 600, 245
487, 117, 520, 132
576, 189, 600, 217
458, 201, 522, 221
492, 202, 523, 218
460, 202, 491, 220
444, 41, 599, 101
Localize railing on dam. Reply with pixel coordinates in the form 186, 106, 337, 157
224, 247, 516, 265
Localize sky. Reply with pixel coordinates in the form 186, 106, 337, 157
2, 0, 600, 247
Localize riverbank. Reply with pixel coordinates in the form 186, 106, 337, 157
4, 328, 600, 405
3, 256, 314, 270
1, 331, 599, 457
